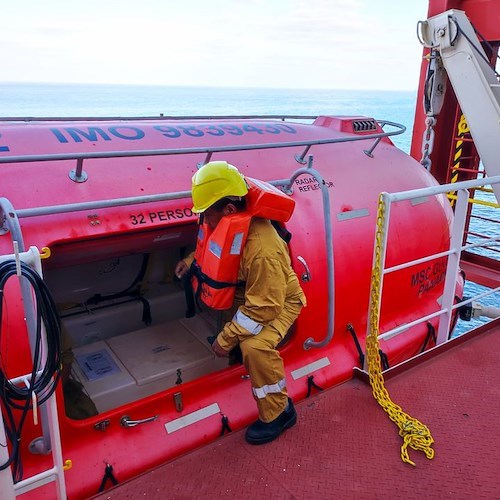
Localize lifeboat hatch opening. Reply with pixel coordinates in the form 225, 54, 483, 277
43, 224, 231, 419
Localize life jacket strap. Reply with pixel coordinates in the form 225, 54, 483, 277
270, 220, 292, 243
183, 261, 245, 318
183, 268, 197, 318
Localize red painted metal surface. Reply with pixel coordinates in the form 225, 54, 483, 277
3, 0, 498, 497
90, 319, 500, 500
411, 0, 500, 176
0, 115, 457, 499
460, 253, 500, 289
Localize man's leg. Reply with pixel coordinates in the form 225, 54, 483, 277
240, 326, 288, 422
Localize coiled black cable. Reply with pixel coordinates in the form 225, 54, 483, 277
0, 259, 62, 482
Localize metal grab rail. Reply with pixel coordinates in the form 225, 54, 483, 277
368, 174, 500, 347
0, 114, 319, 122
0, 119, 405, 183
282, 160, 335, 350
13, 191, 192, 218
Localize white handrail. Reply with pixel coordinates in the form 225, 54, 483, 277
0, 247, 67, 499
371, 175, 500, 345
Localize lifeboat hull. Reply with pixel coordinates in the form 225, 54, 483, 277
0, 116, 461, 499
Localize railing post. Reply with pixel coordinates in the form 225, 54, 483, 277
436, 188, 469, 344
363, 137, 382, 158
0, 407, 16, 499
69, 158, 88, 183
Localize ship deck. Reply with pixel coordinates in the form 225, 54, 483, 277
91, 318, 500, 500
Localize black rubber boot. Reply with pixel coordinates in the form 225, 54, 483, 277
245, 398, 297, 445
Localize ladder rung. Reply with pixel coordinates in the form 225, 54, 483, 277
13, 467, 59, 496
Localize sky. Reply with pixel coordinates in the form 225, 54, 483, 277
0, 0, 430, 91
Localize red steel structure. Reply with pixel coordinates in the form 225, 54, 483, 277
0, 1, 499, 499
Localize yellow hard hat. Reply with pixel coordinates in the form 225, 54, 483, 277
191, 161, 248, 213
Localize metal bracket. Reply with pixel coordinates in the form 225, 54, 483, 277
0, 213, 8, 235
28, 437, 51, 455
174, 392, 183, 412
94, 419, 110, 432
295, 145, 312, 164
197, 152, 214, 169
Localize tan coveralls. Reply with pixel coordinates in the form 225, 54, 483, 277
213, 217, 306, 422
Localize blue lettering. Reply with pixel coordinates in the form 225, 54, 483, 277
66, 127, 111, 143
276, 124, 297, 133
51, 128, 69, 143
154, 125, 181, 138
204, 125, 224, 136
50, 122, 299, 144
0, 133, 9, 151
150, 122, 299, 139
109, 126, 145, 140
178, 125, 203, 137
243, 124, 264, 134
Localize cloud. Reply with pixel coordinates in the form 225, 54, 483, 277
0, 0, 428, 89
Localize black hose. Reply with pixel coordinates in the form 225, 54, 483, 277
0, 259, 62, 482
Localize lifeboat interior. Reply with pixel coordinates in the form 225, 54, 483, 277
44, 222, 233, 418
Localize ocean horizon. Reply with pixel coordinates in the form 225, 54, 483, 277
0, 82, 418, 153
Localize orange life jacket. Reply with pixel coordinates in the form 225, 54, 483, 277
190, 178, 295, 310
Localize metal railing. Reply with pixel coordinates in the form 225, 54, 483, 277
368, 175, 500, 348
0, 247, 66, 500
0, 119, 405, 183
0, 114, 318, 122
462, 189, 500, 259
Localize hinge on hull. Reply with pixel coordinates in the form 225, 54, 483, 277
174, 392, 183, 412
0, 213, 8, 235
94, 419, 110, 432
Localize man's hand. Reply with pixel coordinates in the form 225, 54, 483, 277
175, 260, 190, 279
212, 337, 229, 357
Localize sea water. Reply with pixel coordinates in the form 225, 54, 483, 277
1, 82, 498, 336
0, 83, 416, 151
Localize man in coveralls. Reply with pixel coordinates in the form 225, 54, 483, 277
175, 161, 306, 444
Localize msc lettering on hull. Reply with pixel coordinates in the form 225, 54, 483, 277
411, 259, 447, 297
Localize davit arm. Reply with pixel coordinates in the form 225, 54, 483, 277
418, 9, 500, 204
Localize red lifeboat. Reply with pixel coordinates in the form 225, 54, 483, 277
0, 115, 461, 499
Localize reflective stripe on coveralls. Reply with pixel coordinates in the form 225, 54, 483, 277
233, 309, 263, 335
252, 377, 287, 399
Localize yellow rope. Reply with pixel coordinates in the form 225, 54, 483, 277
366, 194, 434, 466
